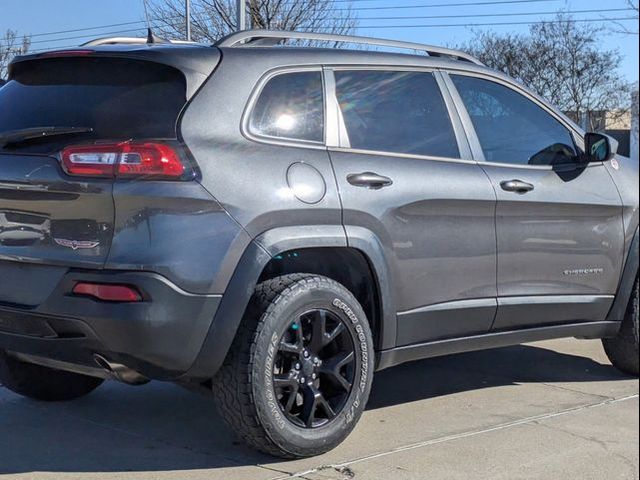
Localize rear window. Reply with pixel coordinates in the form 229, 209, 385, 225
248, 71, 325, 143
0, 57, 186, 142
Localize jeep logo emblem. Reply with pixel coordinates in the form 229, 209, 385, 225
54, 238, 100, 250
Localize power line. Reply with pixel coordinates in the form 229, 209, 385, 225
296, 0, 565, 11
23, 5, 634, 44
348, 16, 640, 29
20, 15, 186, 41
289, 0, 561, 5
332, 0, 549, 2
18, 11, 635, 46
4, 1, 635, 50
21, 15, 637, 52
26, 9, 628, 47
13, 0, 580, 43
30, 43, 89, 54
27, 27, 162, 46
357, 8, 635, 21
15, 0, 567, 41
28, 20, 154, 38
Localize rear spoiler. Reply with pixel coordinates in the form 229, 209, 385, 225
8, 45, 221, 99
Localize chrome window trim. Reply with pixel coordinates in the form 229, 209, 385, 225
328, 146, 478, 166
336, 93, 351, 148
241, 65, 327, 150
324, 68, 339, 148
439, 71, 487, 164
434, 71, 473, 160
326, 65, 469, 162
323, 68, 351, 149
440, 69, 589, 170
443, 68, 584, 138
478, 159, 606, 170
328, 65, 440, 73
477, 160, 553, 171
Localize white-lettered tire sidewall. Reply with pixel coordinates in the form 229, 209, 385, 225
251, 280, 374, 456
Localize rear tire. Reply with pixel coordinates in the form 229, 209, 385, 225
212, 274, 374, 458
603, 277, 639, 376
0, 350, 103, 401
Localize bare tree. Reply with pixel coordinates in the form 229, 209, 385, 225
613, 0, 639, 34
1, 30, 30, 80
464, 15, 634, 131
147, 0, 357, 43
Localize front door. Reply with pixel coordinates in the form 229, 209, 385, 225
445, 72, 624, 330
326, 68, 498, 346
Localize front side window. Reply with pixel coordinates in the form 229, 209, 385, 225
450, 75, 578, 166
249, 71, 324, 143
334, 70, 460, 158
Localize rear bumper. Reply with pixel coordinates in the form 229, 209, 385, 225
0, 268, 221, 380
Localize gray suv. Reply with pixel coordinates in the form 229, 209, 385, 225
0, 30, 638, 458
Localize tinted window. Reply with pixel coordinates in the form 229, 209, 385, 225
334, 70, 459, 158
451, 75, 577, 166
0, 57, 186, 143
250, 71, 324, 143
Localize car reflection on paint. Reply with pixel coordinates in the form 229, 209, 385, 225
0, 210, 50, 246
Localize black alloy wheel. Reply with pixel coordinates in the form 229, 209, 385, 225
273, 309, 356, 428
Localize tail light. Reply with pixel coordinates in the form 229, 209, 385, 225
60, 141, 192, 179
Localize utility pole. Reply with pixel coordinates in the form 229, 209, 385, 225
237, 0, 247, 31
185, 0, 192, 41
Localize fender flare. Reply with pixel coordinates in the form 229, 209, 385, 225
181, 225, 396, 380
607, 227, 639, 323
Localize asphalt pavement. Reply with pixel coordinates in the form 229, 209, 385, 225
1, 338, 638, 479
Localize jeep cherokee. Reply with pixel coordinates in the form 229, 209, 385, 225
0, 30, 637, 459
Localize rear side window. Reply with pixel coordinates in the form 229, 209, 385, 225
0, 57, 186, 142
334, 70, 459, 158
249, 71, 324, 143
450, 75, 577, 166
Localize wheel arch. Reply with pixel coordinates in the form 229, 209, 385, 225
181, 225, 396, 380
607, 227, 639, 324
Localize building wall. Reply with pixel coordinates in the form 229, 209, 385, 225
605, 110, 632, 130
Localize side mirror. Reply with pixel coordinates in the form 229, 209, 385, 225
584, 132, 618, 162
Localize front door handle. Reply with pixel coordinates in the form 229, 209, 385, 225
500, 179, 534, 194
347, 172, 393, 189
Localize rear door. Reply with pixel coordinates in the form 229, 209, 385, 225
326, 68, 498, 346
0, 55, 187, 305
443, 72, 624, 330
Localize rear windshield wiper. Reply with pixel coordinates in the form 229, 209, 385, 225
0, 126, 94, 148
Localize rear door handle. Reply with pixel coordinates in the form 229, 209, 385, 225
500, 179, 534, 194
347, 172, 393, 189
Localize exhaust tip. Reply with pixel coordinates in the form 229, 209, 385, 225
93, 354, 149, 386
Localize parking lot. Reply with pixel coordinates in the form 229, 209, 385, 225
1, 337, 638, 480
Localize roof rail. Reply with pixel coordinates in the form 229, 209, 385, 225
215, 30, 483, 66
81, 37, 200, 47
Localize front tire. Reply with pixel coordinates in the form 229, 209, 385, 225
603, 277, 639, 376
0, 350, 104, 401
212, 274, 375, 458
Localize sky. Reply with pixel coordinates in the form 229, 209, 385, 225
1, 0, 638, 82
